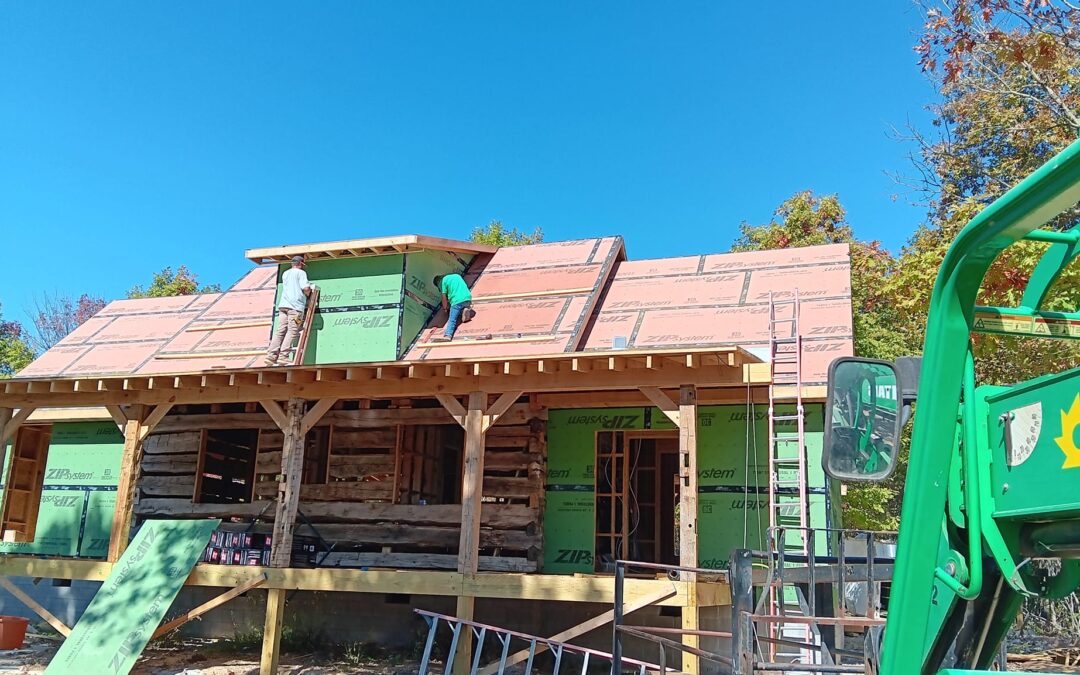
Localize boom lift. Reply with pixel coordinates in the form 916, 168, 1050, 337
822, 138, 1080, 674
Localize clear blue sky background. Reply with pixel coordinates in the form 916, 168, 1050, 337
0, 2, 936, 320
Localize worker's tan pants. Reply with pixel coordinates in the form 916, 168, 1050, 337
266, 307, 302, 363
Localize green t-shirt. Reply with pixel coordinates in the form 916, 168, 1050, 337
440, 274, 472, 306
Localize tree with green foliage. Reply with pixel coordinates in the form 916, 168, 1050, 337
899, 0, 1080, 385
0, 305, 33, 378
733, 191, 906, 529
128, 266, 221, 299
470, 220, 544, 246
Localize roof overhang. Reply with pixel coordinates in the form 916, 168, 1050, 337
0, 347, 763, 409
245, 235, 499, 264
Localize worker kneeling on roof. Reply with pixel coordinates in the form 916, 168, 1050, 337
431, 273, 474, 342
266, 255, 317, 365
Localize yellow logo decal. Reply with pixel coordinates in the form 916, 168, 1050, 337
1055, 394, 1080, 469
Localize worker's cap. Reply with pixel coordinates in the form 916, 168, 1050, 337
291, 255, 306, 265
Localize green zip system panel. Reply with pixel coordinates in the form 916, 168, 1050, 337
0, 422, 123, 558
542, 404, 833, 573
272, 250, 471, 364
45, 518, 220, 675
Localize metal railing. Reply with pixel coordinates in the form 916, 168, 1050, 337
730, 527, 898, 674
611, 560, 733, 674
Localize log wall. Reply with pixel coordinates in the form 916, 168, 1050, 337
133, 402, 547, 569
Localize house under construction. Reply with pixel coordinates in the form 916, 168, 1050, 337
0, 234, 853, 674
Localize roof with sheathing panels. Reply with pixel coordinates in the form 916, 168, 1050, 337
15, 237, 852, 385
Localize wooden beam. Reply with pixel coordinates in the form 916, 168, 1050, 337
678, 384, 699, 674
259, 400, 288, 431
0, 349, 755, 408
0, 407, 35, 446
454, 390, 487, 674
0, 556, 725, 605
475, 584, 677, 675
138, 403, 174, 441
300, 398, 337, 435
270, 398, 306, 567
639, 386, 679, 425
260, 588, 287, 675
108, 405, 147, 562
0, 576, 71, 637
153, 573, 267, 639
435, 394, 467, 428
105, 404, 128, 431
481, 391, 522, 433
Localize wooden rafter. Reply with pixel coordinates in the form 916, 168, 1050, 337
0, 347, 759, 409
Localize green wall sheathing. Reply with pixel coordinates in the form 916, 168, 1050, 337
0, 422, 123, 558
404, 250, 471, 310
46, 519, 220, 675
543, 404, 832, 573
305, 308, 402, 363
272, 250, 472, 364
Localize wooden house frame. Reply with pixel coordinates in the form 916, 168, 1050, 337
0, 347, 803, 674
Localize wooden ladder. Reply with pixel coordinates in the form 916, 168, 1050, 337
291, 287, 320, 366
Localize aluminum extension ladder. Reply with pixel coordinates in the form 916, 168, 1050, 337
765, 290, 814, 666
414, 609, 661, 675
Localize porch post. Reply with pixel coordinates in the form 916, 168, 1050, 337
678, 384, 700, 674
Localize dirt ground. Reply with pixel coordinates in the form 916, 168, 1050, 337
0, 635, 430, 675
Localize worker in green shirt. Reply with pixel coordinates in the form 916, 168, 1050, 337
431, 273, 473, 342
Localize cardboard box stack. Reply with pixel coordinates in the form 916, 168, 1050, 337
202, 530, 318, 567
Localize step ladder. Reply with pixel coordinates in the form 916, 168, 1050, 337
765, 289, 814, 666
291, 287, 320, 366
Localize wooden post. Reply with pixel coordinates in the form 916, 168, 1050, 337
270, 397, 306, 567
106, 403, 170, 562
678, 384, 699, 674
260, 588, 287, 675
454, 391, 486, 674
261, 396, 335, 675
434, 390, 521, 675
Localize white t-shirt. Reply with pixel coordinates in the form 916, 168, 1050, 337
279, 268, 311, 311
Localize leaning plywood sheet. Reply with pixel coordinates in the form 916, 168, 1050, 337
17, 267, 278, 378
45, 518, 220, 675
406, 237, 625, 359
580, 243, 853, 384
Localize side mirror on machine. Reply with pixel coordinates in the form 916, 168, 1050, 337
822, 357, 903, 482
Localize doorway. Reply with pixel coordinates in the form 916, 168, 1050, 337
595, 431, 679, 570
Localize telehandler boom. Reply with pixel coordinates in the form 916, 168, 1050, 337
822, 138, 1080, 674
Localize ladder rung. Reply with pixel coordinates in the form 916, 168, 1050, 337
772, 414, 801, 421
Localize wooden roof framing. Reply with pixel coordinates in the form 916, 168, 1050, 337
0, 347, 762, 409
245, 234, 498, 264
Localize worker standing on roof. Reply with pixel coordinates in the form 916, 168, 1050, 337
431, 273, 473, 342
266, 255, 316, 365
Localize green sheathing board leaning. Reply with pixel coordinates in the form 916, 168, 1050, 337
0, 422, 122, 558
271, 250, 472, 363
46, 518, 221, 675
542, 404, 830, 573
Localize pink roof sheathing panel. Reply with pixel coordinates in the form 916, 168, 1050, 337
64, 341, 166, 376
229, 266, 278, 291
54, 316, 114, 347
582, 243, 853, 384
18, 264, 278, 378
95, 295, 201, 316
406, 237, 624, 360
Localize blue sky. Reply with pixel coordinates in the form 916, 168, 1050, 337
0, 3, 936, 318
